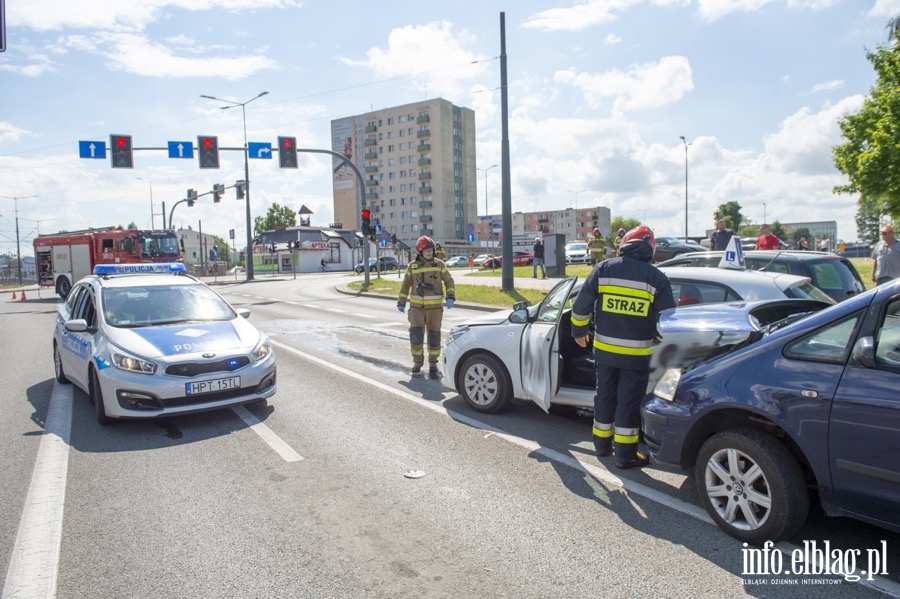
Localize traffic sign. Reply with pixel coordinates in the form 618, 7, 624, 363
78, 141, 106, 159
467, 223, 475, 234
248, 142, 272, 159
467, 233, 474, 243
167, 141, 194, 159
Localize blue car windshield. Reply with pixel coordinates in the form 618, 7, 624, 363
102, 284, 235, 327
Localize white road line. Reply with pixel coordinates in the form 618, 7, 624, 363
231, 405, 303, 462
325, 308, 345, 314
267, 338, 900, 599
3, 383, 73, 599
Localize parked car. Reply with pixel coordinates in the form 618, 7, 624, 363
658, 250, 866, 303
642, 278, 900, 543
481, 251, 534, 268
354, 256, 400, 274
652, 237, 709, 262
444, 256, 468, 268
442, 268, 833, 415
472, 254, 494, 267
565, 242, 590, 264
53, 263, 277, 424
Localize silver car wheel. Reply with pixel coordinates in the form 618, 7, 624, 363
703, 447, 772, 532
458, 354, 512, 413
463, 362, 499, 406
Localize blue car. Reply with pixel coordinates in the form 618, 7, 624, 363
642, 279, 900, 543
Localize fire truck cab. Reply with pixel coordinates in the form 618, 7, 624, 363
35, 227, 181, 298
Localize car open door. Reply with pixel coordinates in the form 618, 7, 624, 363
520, 277, 578, 412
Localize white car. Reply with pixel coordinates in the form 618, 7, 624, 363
565, 242, 590, 264
444, 256, 468, 268
472, 254, 494, 266
443, 267, 833, 414
53, 263, 277, 424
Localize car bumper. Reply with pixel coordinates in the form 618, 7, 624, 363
97, 353, 277, 418
640, 394, 694, 468
442, 340, 463, 391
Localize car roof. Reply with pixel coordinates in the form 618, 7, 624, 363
673, 249, 844, 262
657, 266, 815, 297
88, 272, 200, 290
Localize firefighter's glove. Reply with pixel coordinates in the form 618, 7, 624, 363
446, 298, 455, 309
397, 304, 405, 313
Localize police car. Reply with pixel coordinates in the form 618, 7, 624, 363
52, 263, 277, 424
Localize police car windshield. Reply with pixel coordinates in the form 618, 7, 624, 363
102, 284, 235, 327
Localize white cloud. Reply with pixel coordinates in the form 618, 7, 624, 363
0, 122, 31, 143
868, 0, 900, 19
521, 0, 687, 31
554, 56, 693, 113
605, 34, 623, 45
697, 0, 777, 22
339, 21, 489, 100
805, 79, 845, 94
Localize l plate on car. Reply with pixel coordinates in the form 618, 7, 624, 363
186, 376, 241, 395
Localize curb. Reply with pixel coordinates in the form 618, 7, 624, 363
334, 283, 498, 313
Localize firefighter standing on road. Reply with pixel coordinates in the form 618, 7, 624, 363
434, 242, 447, 261
588, 228, 607, 265
397, 236, 456, 378
570, 226, 675, 469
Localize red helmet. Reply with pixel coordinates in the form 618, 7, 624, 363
416, 236, 436, 253
593, 228, 601, 237
620, 225, 655, 252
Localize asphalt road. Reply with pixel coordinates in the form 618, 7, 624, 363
1, 273, 898, 598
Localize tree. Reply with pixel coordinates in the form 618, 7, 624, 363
833, 25, 900, 221
713, 202, 744, 231
253, 203, 297, 236
791, 227, 812, 243
855, 195, 883, 245
771, 221, 786, 241
610, 216, 642, 238
126, 221, 137, 230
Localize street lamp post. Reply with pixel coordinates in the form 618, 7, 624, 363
137, 178, 154, 229
0, 195, 38, 285
483, 164, 498, 245
568, 189, 587, 237
679, 136, 691, 240
763, 203, 767, 225
200, 91, 269, 281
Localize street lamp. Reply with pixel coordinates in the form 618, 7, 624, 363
200, 91, 269, 281
763, 203, 767, 225
482, 164, 498, 245
0, 194, 38, 285
569, 189, 587, 237
679, 136, 691, 240
136, 178, 154, 229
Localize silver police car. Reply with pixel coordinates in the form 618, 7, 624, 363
53, 263, 276, 424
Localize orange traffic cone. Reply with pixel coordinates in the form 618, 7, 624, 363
20, 290, 27, 301
11, 290, 16, 300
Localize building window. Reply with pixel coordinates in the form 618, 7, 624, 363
387, 144, 394, 152
387, 117, 394, 125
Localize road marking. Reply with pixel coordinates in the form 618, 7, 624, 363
231, 405, 303, 462
325, 308, 345, 314
267, 338, 900, 599
3, 383, 73, 599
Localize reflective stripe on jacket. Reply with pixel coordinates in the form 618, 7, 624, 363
398, 258, 456, 309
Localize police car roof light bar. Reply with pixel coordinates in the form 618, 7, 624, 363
93, 263, 187, 275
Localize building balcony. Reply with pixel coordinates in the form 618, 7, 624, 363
418, 172, 431, 180
365, 179, 378, 187
365, 124, 377, 133
417, 143, 430, 152
364, 151, 378, 160
416, 129, 431, 138
416, 115, 430, 124
419, 200, 432, 209
418, 186, 431, 194
365, 165, 378, 173
366, 191, 379, 200
368, 205, 379, 212
418, 158, 431, 166
364, 138, 377, 146
421, 228, 433, 236
538, 217, 550, 223
419, 214, 432, 223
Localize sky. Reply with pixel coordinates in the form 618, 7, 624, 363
2, 0, 900, 257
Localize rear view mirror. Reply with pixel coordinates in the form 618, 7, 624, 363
851, 336, 875, 368
509, 308, 528, 324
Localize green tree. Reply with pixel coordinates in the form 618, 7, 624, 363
855, 195, 883, 245
833, 25, 900, 221
610, 216, 642, 236
253, 203, 297, 236
771, 221, 786, 240
713, 202, 744, 231
126, 221, 138, 230
791, 227, 812, 243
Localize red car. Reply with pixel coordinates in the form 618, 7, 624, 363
481, 251, 534, 268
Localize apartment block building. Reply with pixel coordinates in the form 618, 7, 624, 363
474, 206, 612, 246
331, 98, 477, 247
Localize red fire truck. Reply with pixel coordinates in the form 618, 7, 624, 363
34, 227, 182, 297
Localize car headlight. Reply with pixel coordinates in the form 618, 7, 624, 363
253, 337, 272, 362
110, 345, 157, 374
653, 368, 682, 402
447, 325, 469, 344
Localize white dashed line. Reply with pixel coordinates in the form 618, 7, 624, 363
231, 405, 303, 462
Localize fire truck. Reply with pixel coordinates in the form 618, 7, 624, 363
34, 227, 182, 298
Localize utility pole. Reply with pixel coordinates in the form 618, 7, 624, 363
1, 195, 38, 285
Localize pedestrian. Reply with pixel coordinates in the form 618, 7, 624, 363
872, 225, 900, 286
755, 224, 780, 250
570, 226, 676, 469
397, 236, 456, 378
797, 237, 809, 251
709, 219, 734, 251
588, 228, 607, 265
533, 237, 546, 279
613, 228, 626, 256
434, 242, 447, 261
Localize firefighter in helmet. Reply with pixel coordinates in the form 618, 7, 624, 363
570, 226, 676, 469
397, 236, 456, 378
588, 228, 607, 265
434, 242, 447, 261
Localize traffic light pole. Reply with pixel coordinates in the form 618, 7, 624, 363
295, 148, 369, 285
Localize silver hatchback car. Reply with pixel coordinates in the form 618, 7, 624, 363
53, 263, 277, 424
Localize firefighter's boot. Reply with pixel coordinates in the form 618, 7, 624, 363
411, 364, 424, 378
593, 436, 612, 458
428, 364, 440, 379
614, 443, 649, 470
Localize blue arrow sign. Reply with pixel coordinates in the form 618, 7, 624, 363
248, 142, 272, 159
79, 141, 106, 159
467, 233, 475, 243
168, 141, 194, 159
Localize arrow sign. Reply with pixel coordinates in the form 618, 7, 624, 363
79, 141, 106, 159
168, 141, 194, 159
248, 142, 272, 159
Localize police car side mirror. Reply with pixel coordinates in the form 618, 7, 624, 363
64, 319, 89, 332
237, 308, 251, 319
851, 336, 875, 368
509, 308, 529, 324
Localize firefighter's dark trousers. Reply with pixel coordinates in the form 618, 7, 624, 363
408, 306, 444, 366
592, 361, 649, 460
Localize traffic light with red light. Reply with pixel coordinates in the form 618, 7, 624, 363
361, 209, 371, 235
278, 136, 298, 168
110, 134, 133, 168
198, 135, 220, 169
